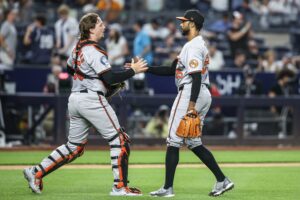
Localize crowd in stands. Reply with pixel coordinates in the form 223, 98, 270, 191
0, 0, 299, 95
1, 0, 300, 141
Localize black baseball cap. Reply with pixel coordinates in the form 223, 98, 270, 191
176, 9, 204, 26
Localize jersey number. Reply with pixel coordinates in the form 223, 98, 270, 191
39, 35, 54, 49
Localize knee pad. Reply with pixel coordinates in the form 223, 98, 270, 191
66, 141, 86, 162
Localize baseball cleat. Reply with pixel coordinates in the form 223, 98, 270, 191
23, 167, 43, 194
150, 186, 175, 197
209, 177, 234, 197
110, 185, 142, 196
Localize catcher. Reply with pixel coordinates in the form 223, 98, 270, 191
23, 13, 148, 196
146, 10, 234, 197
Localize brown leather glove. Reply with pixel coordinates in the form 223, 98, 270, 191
176, 109, 201, 138
105, 82, 126, 98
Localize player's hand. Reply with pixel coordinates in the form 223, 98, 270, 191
26, 23, 35, 33
130, 57, 148, 74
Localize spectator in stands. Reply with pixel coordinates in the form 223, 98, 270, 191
105, 23, 129, 68
128, 108, 148, 137
0, 0, 9, 22
270, 53, 298, 73
268, 69, 296, 138
267, 0, 300, 27
250, 0, 270, 29
55, 4, 78, 64
34, 82, 56, 143
142, 18, 163, 39
268, 0, 290, 15
0, 8, 17, 67
238, 68, 263, 96
208, 41, 225, 71
133, 19, 153, 65
16, 0, 34, 25
145, 105, 169, 138
46, 64, 62, 94
82, 3, 98, 14
227, 11, 253, 59
161, 49, 178, 66
293, 55, 300, 70
211, 0, 228, 13
163, 19, 182, 39
155, 35, 180, 54
235, 0, 253, 16
258, 50, 277, 72
23, 15, 55, 65
144, 0, 164, 12
96, 0, 124, 22
207, 12, 231, 33
247, 39, 259, 60
131, 20, 153, 94
269, 69, 296, 105
232, 50, 247, 69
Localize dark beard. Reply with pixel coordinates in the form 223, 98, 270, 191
182, 29, 189, 36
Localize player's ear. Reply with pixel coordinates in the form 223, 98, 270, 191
189, 21, 195, 29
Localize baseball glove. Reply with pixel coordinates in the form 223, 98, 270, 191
176, 109, 201, 138
105, 82, 126, 98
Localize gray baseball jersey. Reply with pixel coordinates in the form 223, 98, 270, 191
67, 46, 110, 93
167, 35, 212, 149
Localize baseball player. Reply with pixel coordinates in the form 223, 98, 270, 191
147, 10, 234, 197
23, 13, 148, 196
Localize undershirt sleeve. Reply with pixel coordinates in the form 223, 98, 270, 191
100, 69, 135, 85
190, 72, 202, 103
147, 59, 177, 76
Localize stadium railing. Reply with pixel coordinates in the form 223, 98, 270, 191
0, 93, 299, 146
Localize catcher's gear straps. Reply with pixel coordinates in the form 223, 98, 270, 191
71, 39, 108, 80
109, 129, 131, 188
35, 141, 86, 179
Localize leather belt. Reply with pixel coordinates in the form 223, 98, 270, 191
79, 89, 104, 96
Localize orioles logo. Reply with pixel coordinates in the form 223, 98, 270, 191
189, 59, 199, 68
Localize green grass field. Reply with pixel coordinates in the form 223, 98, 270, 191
0, 150, 300, 200
1, 150, 300, 165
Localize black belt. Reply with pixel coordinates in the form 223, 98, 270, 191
79, 89, 104, 96
179, 84, 209, 91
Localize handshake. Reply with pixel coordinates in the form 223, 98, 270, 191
125, 57, 148, 74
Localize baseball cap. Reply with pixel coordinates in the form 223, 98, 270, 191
176, 9, 204, 26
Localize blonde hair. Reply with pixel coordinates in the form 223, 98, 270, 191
57, 4, 69, 15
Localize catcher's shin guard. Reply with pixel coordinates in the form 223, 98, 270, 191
35, 141, 86, 178
109, 128, 131, 188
